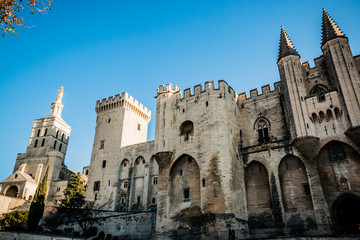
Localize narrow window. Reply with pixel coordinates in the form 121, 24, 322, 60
53, 141, 57, 149
152, 197, 156, 204
121, 197, 125, 204
95, 193, 98, 200
59, 143, 62, 151
41, 139, 45, 147
153, 177, 158, 185
202, 178, 206, 187
303, 184, 311, 196
137, 196, 141, 203
137, 123, 141, 131
182, 109, 185, 113
37, 129, 40, 137
180, 121, 194, 141
180, 170, 183, 176
108, 180, 110, 186
124, 181, 128, 189
100, 140, 105, 149
34, 139, 38, 148
257, 119, 270, 143
56, 187, 61, 192
206, 101, 208, 107
102, 160, 106, 168
85, 170, 89, 175
317, 92, 326, 102
44, 129, 47, 136
93, 181, 101, 191
183, 189, 190, 200
61, 134, 64, 141
108, 118, 111, 123
56, 130, 59, 138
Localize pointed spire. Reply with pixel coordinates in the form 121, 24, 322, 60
278, 26, 299, 61
321, 8, 345, 46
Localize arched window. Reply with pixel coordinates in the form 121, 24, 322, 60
41, 139, 45, 147
59, 143, 62, 151
310, 84, 328, 102
311, 113, 318, 123
56, 130, 59, 138
44, 129, 47, 136
53, 140, 57, 149
34, 139, 38, 148
37, 129, 40, 137
61, 134, 65, 141
334, 107, 341, 119
256, 119, 270, 143
180, 121, 194, 141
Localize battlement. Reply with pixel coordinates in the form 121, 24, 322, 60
238, 81, 282, 105
177, 80, 237, 102
157, 83, 180, 94
95, 92, 151, 121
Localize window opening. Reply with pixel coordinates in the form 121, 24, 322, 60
303, 184, 311, 196
102, 160, 106, 168
34, 139, 38, 148
202, 178, 205, 187
44, 129, 47, 136
94, 181, 101, 191
152, 197, 156, 204
37, 129, 40, 137
100, 140, 105, 149
329, 145, 346, 162
124, 181, 128, 189
183, 189, 190, 200
53, 141, 57, 149
257, 119, 270, 143
41, 139, 45, 147
153, 177, 158, 185
59, 143, 62, 151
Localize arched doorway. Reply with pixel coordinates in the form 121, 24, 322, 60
169, 154, 200, 214
5, 185, 19, 197
332, 194, 360, 234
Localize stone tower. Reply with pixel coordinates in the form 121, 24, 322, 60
321, 9, 360, 127
277, 26, 309, 139
0, 87, 72, 210
85, 92, 151, 210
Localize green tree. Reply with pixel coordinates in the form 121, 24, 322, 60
0, 0, 52, 36
27, 167, 48, 231
0, 210, 29, 230
60, 173, 86, 209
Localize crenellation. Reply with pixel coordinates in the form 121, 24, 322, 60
95, 92, 151, 120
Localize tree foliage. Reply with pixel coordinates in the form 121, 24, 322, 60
0, 0, 52, 36
0, 210, 29, 230
27, 167, 48, 231
60, 173, 86, 209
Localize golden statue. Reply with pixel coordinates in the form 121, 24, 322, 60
56, 86, 64, 102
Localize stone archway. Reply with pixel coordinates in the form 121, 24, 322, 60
332, 194, 360, 234
169, 154, 200, 215
5, 185, 19, 197
245, 161, 273, 230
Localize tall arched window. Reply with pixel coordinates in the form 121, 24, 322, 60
59, 143, 63, 151
61, 134, 65, 141
257, 119, 270, 143
37, 129, 41, 137
56, 130, 59, 138
34, 139, 38, 148
53, 141, 57, 149
41, 139, 45, 147
44, 129, 47, 136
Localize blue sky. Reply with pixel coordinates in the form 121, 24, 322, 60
1, 0, 359, 181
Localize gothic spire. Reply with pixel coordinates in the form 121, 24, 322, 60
278, 26, 299, 61
321, 8, 345, 46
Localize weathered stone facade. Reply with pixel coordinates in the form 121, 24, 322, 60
0, 88, 75, 213
84, 9, 360, 238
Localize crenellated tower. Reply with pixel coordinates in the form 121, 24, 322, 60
321, 9, 360, 127
85, 92, 151, 210
277, 26, 309, 139
155, 84, 180, 153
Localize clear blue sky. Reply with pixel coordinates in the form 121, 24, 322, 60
1, 0, 359, 181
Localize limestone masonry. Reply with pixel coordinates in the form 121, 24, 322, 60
2, 9, 360, 239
